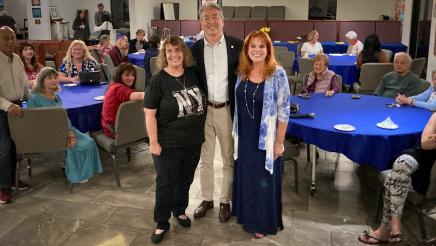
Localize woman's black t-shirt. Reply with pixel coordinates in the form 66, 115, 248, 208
144, 66, 207, 148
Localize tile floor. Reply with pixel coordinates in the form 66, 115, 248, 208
0, 143, 435, 246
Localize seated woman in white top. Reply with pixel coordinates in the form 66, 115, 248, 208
345, 31, 363, 55
301, 30, 323, 56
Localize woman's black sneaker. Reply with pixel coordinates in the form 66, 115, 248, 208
150, 229, 167, 244
175, 215, 191, 228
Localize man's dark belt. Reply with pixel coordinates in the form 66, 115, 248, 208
11, 100, 23, 107
207, 101, 230, 109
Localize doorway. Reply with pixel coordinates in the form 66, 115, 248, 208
111, 0, 129, 29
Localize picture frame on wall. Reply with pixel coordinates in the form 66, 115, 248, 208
31, 0, 40, 7
32, 8, 41, 18
49, 6, 61, 20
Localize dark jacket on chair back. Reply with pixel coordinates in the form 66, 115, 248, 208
190, 34, 243, 117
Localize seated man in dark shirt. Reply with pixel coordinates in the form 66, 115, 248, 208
144, 35, 161, 81
0, 10, 17, 34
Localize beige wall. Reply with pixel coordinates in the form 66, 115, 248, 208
426, 0, 435, 81
5, 0, 27, 28
224, 0, 395, 20
129, 0, 198, 39
128, 0, 398, 31
402, 0, 413, 47
336, 0, 395, 20
223, 0, 308, 20
129, 0, 161, 39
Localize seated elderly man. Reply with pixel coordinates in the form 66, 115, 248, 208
345, 31, 363, 55
374, 52, 421, 98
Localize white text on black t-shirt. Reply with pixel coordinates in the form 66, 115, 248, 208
172, 87, 204, 117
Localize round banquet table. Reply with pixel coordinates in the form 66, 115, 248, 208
58, 84, 107, 132
286, 93, 431, 194
287, 93, 432, 171
128, 52, 145, 67
294, 54, 358, 86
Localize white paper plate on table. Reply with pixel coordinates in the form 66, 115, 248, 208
329, 53, 344, 56
94, 96, 105, 101
334, 124, 356, 132
376, 122, 399, 130
63, 83, 78, 87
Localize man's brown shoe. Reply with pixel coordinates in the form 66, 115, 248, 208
194, 200, 213, 218
219, 203, 231, 222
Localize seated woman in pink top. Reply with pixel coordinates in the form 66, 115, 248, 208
101, 63, 144, 138
302, 53, 339, 97
19, 42, 43, 88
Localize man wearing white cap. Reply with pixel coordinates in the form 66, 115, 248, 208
345, 31, 363, 55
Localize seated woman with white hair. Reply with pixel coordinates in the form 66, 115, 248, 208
345, 31, 363, 55
27, 67, 103, 184
302, 53, 340, 97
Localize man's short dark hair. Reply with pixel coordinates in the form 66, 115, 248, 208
98, 3, 104, 8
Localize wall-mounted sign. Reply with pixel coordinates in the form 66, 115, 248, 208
32, 8, 41, 18
31, 0, 40, 7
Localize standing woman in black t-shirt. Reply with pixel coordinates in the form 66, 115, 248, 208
144, 36, 207, 244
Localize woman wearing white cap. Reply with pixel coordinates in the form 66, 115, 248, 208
345, 31, 363, 55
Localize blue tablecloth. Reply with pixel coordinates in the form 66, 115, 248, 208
58, 84, 107, 132
381, 43, 408, 54
273, 42, 298, 54
286, 93, 432, 170
185, 40, 194, 47
321, 41, 348, 53
128, 41, 195, 68
273, 42, 407, 55
128, 52, 145, 67
294, 54, 358, 86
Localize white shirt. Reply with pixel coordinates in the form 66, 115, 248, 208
94, 21, 116, 45
346, 40, 363, 55
0, 51, 29, 111
301, 42, 323, 56
204, 35, 228, 103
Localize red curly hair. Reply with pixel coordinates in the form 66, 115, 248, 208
238, 31, 277, 80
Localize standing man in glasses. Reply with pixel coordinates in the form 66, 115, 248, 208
190, 3, 243, 223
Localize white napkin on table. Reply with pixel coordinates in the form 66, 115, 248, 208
377, 117, 399, 129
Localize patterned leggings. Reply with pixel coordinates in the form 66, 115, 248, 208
382, 154, 419, 226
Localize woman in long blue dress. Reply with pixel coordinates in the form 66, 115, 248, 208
27, 67, 103, 183
232, 31, 291, 238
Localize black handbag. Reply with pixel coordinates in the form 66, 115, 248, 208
99, 22, 110, 37
99, 29, 110, 37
